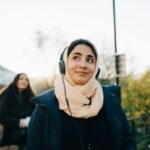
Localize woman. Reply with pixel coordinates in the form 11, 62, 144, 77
0, 73, 35, 148
28, 39, 137, 150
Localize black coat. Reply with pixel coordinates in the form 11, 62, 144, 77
0, 92, 35, 128
27, 86, 137, 150
0, 91, 35, 146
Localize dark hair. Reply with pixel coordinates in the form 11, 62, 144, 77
1, 73, 35, 102
67, 39, 97, 59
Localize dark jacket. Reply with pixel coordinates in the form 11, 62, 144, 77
27, 86, 137, 150
0, 91, 35, 146
0, 92, 35, 128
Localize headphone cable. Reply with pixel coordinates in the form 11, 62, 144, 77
62, 75, 84, 150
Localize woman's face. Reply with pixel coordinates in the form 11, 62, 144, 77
67, 44, 96, 85
16, 74, 29, 91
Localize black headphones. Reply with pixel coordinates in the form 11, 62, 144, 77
95, 67, 101, 79
59, 47, 101, 79
59, 47, 67, 75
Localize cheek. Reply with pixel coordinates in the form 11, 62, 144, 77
16, 81, 21, 88
24, 82, 28, 87
17, 81, 21, 85
67, 61, 78, 72
89, 65, 96, 74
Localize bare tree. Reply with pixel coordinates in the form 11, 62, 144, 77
35, 29, 68, 68
99, 39, 115, 81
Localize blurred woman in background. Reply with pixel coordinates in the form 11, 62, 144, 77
0, 73, 35, 150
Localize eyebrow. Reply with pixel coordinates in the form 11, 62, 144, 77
72, 52, 95, 58
72, 52, 81, 56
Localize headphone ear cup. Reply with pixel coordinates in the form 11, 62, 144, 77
95, 67, 100, 79
59, 60, 66, 74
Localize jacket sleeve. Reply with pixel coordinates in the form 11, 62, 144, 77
115, 99, 137, 150
27, 105, 45, 150
0, 95, 20, 128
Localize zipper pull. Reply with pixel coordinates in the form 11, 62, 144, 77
88, 143, 91, 150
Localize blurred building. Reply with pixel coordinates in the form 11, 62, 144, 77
30, 77, 51, 95
0, 65, 52, 95
0, 65, 16, 88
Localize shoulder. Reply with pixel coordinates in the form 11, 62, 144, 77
102, 85, 121, 103
102, 85, 120, 96
30, 88, 56, 106
102, 85, 128, 122
101, 85, 122, 113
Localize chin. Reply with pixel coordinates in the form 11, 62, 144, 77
19, 87, 27, 90
75, 80, 88, 85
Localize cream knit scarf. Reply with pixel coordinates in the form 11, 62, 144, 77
54, 47, 103, 119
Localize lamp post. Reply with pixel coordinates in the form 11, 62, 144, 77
112, 0, 122, 102
112, 0, 120, 85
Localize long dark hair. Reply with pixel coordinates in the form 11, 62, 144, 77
1, 73, 35, 102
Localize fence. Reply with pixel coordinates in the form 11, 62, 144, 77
129, 114, 150, 150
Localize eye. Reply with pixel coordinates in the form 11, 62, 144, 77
25, 78, 29, 82
19, 77, 24, 81
87, 58, 94, 63
73, 55, 80, 61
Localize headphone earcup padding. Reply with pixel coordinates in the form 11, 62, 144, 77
95, 68, 100, 79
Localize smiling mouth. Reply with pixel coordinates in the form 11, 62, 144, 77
76, 71, 88, 75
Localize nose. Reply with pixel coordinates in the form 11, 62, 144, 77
21, 79, 28, 85
79, 59, 87, 68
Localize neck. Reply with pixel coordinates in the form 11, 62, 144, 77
18, 89, 23, 94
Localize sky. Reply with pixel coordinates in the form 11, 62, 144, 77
0, 0, 150, 77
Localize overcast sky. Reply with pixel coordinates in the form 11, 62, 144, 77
0, 0, 150, 77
